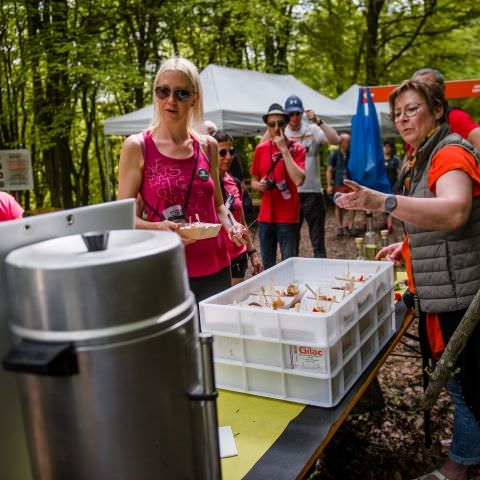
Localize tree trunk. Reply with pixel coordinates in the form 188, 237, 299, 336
365, 0, 385, 85
25, 0, 76, 208
94, 123, 106, 203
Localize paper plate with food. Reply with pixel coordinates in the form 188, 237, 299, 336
178, 222, 222, 240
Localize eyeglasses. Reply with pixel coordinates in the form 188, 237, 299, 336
288, 112, 302, 117
267, 120, 286, 128
154, 86, 194, 102
393, 103, 425, 122
219, 148, 235, 157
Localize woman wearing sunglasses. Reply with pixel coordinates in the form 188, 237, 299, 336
335, 80, 480, 480
118, 56, 247, 302
213, 131, 263, 285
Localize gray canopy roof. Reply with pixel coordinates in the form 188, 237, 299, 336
103, 64, 354, 137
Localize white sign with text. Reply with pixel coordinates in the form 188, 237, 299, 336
0, 149, 33, 191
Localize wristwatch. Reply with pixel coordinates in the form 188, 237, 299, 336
384, 195, 398, 213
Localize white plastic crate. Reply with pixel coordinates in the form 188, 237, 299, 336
199, 258, 395, 407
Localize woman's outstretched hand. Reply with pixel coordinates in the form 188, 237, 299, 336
334, 179, 386, 212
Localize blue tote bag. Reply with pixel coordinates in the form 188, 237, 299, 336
348, 87, 392, 193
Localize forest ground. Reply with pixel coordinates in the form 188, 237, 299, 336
250, 205, 480, 480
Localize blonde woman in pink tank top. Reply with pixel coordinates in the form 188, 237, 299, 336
118, 56, 248, 301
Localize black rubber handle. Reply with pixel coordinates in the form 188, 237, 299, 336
81, 230, 110, 251
3, 341, 79, 376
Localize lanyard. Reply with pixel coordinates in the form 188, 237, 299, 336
182, 141, 200, 215
401, 152, 416, 195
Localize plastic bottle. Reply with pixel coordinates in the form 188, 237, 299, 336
379, 229, 390, 262
380, 229, 389, 249
354, 237, 365, 260
363, 212, 379, 260
275, 179, 292, 200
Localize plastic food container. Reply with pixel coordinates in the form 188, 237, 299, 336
200, 258, 395, 407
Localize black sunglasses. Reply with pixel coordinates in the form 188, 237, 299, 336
267, 120, 286, 128
288, 112, 302, 117
154, 86, 194, 102
219, 148, 235, 157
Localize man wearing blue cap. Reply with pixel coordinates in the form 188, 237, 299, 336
284, 95, 340, 257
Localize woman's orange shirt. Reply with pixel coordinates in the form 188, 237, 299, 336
428, 145, 480, 195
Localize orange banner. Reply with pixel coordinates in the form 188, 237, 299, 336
364, 79, 480, 102
445, 80, 480, 99
364, 85, 397, 103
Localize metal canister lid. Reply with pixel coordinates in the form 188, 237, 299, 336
7, 230, 177, 269
5, 230, 191, 338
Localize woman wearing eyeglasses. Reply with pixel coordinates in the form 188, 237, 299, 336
251, 103, 305, 270
118, 56, 247, 302
213, 131, 263, 285
335, 80, 480, 480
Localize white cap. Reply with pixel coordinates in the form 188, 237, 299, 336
204, 120, 217, 135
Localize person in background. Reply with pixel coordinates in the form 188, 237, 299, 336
413, 68, 480, 151
335, 79, 480, 480
284, 94, 340, 258
326, 132, 357, 236
118, 56, 247, 302
383, 138, 402, 233
203, 120, 217, 136
251, 103, 305, 270
214, 130, 263, 285
205, 118, 254, 226
0, 191, 23, 221
383, 138, 402, 188
205, 120, 244, 181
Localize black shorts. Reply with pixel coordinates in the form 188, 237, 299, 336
189, 266, 231, 303
230, 252, 248, 279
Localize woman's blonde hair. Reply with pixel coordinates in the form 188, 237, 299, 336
150, 56, 205, 140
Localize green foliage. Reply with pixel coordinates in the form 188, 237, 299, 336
1, 0, 479, 208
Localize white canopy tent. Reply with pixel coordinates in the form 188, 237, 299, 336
335, 84, 396, 136
103, 64, 357, 198
104, 64, 354, 137
104, 105, 154, 137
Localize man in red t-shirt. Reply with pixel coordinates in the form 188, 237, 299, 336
251, 103, 305, 269
413, 68, 480, 150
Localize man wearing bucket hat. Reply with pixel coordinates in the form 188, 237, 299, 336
251, 103, 306, 269
284, 94, 340, 258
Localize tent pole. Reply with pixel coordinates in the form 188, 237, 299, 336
104, 136, 112, 201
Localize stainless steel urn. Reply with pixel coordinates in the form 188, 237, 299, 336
3, 230, 221, 480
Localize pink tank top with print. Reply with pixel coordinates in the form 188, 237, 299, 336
140, 130, 230, 278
